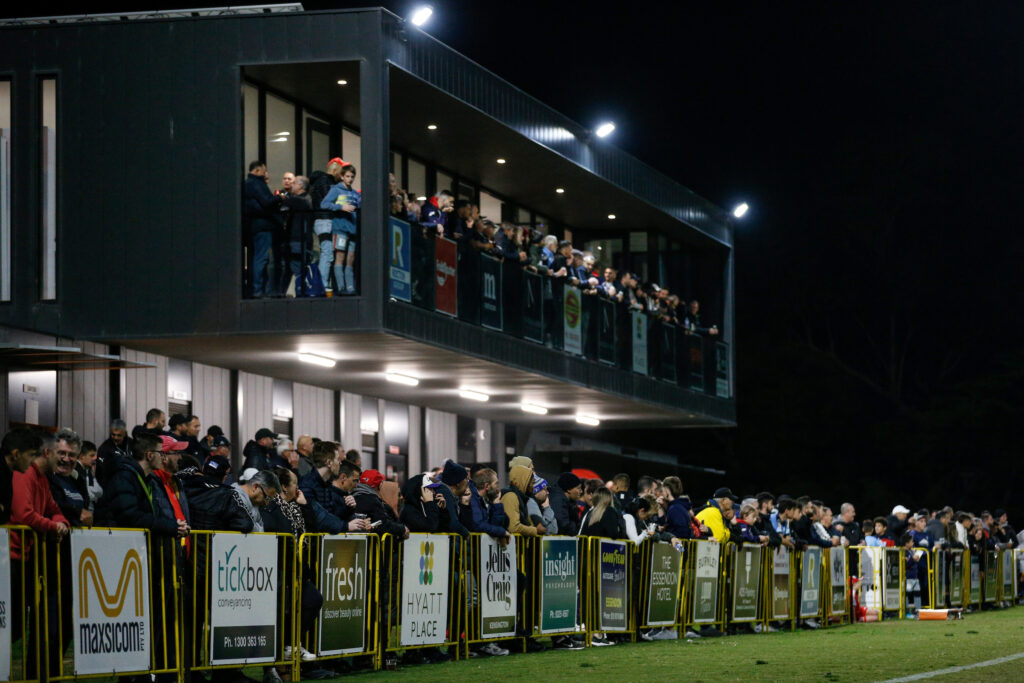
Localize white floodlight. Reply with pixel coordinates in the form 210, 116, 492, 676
733, 202, 749, 219
410, 5, 433, 26
594, 122, 615, 138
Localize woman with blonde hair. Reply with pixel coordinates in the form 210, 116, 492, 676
579, 488, 626, 540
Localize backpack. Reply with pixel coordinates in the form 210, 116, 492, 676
302, 263, 326, 297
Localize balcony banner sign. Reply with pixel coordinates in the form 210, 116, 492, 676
318, 535, 368, 656
71, 529, 151, 675
480, 253, 503, 331
539, 536, 578, 634
563, 286, 583, 355
434, 238, 458, 317
598, 540, 628, 631
479, 535, 517, 638
401, 534, 450, 646
522, 271, 544, 343
210, 533, 277, 664
631, 309, 648, 374
388, 217, 411, 302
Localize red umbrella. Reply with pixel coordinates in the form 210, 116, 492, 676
571, 468, 602, 481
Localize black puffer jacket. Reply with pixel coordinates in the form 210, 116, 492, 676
399, 475, 440, 532
353, 483, 406, 537
176, 468, 253, 532
548, 484, 582, 536
94, 458, 178, 536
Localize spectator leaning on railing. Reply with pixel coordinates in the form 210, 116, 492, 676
0, 428, 39, 524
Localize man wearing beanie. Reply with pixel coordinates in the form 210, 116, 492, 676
501, 465, 542, 536
549, 472, 584, 535
436, 459, 470, 538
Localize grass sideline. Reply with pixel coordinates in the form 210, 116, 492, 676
312, 608, 1024, 682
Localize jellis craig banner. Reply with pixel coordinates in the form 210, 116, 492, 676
731, 545, 761, 622
645, 543, 681, 626
598, 540, 628, 631
479, 535, 517, 639
401, 534, 450, 646
318, 536, 368, 655
71, 529, 151, 675
210, 534, 277, 664
692, 541, 719, 624
539, 537, 578, 634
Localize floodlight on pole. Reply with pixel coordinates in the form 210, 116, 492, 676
732, 202, 749, 219
594, 122, 615, 138
410, 5, 433, 26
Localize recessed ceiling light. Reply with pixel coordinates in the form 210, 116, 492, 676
496, 158, 506, 164
337, 79, 348, 85
270, 137, 288, 143
275, 131, 290, 137
555, 188, 565, 194
427, 124, 438, 130
575, 414, 600, 426
459, 389, 490, 402
607, 214, 616, 220
385, 372, 419, 386
416, 195, 427, 201
520, 402, 548, 415
297, 352, 335, 368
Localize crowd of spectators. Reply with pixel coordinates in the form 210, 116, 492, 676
2, 411, 1017, 676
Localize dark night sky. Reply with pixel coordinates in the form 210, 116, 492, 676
6, 2, 1023, 518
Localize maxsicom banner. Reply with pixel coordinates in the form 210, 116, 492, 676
480, 253, 503, 331
692, 541, 719, 624
401, 534, 450, 646
631, 309, 648, 375
210, 533, 277, 665
71, 529, 150, 675
969, 554, 981, 603
950, 551, 964, 605
563, 286, 583, 355
799, 547, 821, 618
0, 529, 10, 682
599, 540, 628, 632
646, 543, 681, 626
883, 549, 901, 610
829, 547, 847, 614
434, 237, 457, 317
731, 545, 761, 622
539, 536, 578, 634
479, 535, 517, 639
388, 217, 411, 302
318, 535, 368, 656
772, 547, 790, 619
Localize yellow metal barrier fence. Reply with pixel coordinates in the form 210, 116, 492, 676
3, 526, 41, 683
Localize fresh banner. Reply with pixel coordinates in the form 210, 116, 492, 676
731, 546, 761, 622
598, 299, 616, 365
715, 341, 730, 398
631, 310, 648, 374
401, 534, 450, 646
950, 551, 964, 605
563, 286, 583, 355
71, 529, 150, 675
522, 271, 544, 343
539, 536, 578, 634
984, 551, 998, 603
318, 536, 368, 656
0, 529, 10, 682
799, 547, 822, 617
829, 548, 847, 615
480, 253, 503, 331
645, 543, 681, 626
883, 549, 901, 611
388, 217, 412, 302
1003, 550, 1015, 598
599, 540, 628, 632
692, 542, 719, 624
772, 547, 790, 619
859, 547, 882, 610
211, 534, 277, 664
434, 237, 457, 317
969, 555, 980, 603
480, 535, 517, 639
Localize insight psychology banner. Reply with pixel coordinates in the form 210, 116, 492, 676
539, 537, 578, 633
479, 535, 517, 638
319, 536, 368, 655
210, 534, 277, 664
71, 529, 150, 675
401, 534, 450, 646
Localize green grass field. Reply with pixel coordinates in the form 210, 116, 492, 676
332, 608, 1024, 682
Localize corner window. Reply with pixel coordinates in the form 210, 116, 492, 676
40, 77, 57, 301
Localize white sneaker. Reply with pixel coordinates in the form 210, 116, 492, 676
641, 629, 657, 641
479, 642, 509, 656
283, 645, 317, 661
651, 628, 678, 640
591, 634, 615, 646
685, 629, 701, 639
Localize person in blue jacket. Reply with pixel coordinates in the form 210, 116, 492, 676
320, 164, 361, 294
434, 459, 471, 538
459, 467, 510, 539
661, 475, 694, 539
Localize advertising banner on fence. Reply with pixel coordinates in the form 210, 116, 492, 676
318, 536, 368, 656
645, 543, 681, 626
71, 529, 150, 675
480, 253, 503, 331
772, 547, 790, 619
388, 217, 412, 302
0, 529, 10, 682
480, 535, 517, 639
859, 547, 882, 610
950, 551, 963, 605
985, 551, 998, 603
731, 546, 761, 622
883, 549, 901, 610
799, 547, 822, 617
563, 286, 583, 355
522, 271, 544, 343
401, 534, 450, 646
1003, 550, 1015, 598
539, 536, 578, 634
434, 237, 458, 317
829, 547, 847, 615
631, 310, 648, 375
599, 540, 628, 632
210, 533, 277, 664
969, 555, 980, 604
935, 551, 947, 608
692, 542, 719, 624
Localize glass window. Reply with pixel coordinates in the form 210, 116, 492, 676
40, 78, 56, 301
242, 83, 259, 172
341, 128, 361, 191
265, 93, 296, 192
391, 151, 404, 189
407, 158, 426, 200
515, 207, 531, 226
479, 190, 502, 225
436, 170, 453, 195
303, 111, 329, 177
1, 80, 10, 301
629, 231, 648, 253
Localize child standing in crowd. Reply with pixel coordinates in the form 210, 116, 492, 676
320, 164, 360, 294
900, 532, 924, 618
